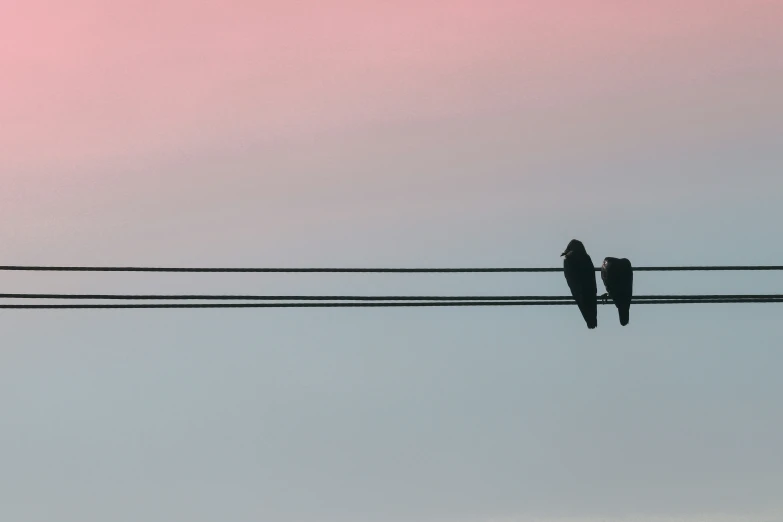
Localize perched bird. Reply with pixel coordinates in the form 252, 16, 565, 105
561, 239, 598, 329
601, 257, 633, 326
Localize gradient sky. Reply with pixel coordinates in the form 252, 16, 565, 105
1, 2, 783, 521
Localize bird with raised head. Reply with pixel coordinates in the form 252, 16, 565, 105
601, 257, 633, 326
561, 239, 598, 329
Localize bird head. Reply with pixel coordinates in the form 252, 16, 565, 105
561, 239, 585, 258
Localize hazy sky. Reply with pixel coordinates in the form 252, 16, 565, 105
1, 2, 782, 521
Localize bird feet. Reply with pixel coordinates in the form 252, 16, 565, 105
600, 292, 609, 304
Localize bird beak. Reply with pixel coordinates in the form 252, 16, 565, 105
560, 251, 569, 257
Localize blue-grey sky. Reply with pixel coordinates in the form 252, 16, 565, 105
1, 1, 782, 521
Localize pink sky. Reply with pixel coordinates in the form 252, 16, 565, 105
3, 1, 781, 169
1, 1, 781, 263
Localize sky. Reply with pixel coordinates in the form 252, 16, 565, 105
1, 1, 782, 521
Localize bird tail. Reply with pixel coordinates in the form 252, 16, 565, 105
579, 301, 598, 329
618, 306, 630, 326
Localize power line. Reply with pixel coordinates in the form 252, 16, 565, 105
1, 293, 782, 301
1, 265, 782, 273
1, 298, 781, 309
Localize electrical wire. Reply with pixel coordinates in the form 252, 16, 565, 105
1, 298, 781, 309
1, 265, 782, 273
0, 293, 781, 301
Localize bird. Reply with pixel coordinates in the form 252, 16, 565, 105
600, 257, 633, 326
561, 239, 598, 329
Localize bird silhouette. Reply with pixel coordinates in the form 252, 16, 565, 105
601, 257, 633, 326
561, 239, 597, 329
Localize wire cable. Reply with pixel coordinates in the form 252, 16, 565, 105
1, 293, 782, 301
1, 265, 782, 273
1, 298, 781, 309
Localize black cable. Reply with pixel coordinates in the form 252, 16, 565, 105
1, 293, 782, 301
0, 293, 572, 300
1, 265, 782, 273
1, 298, 781, 309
